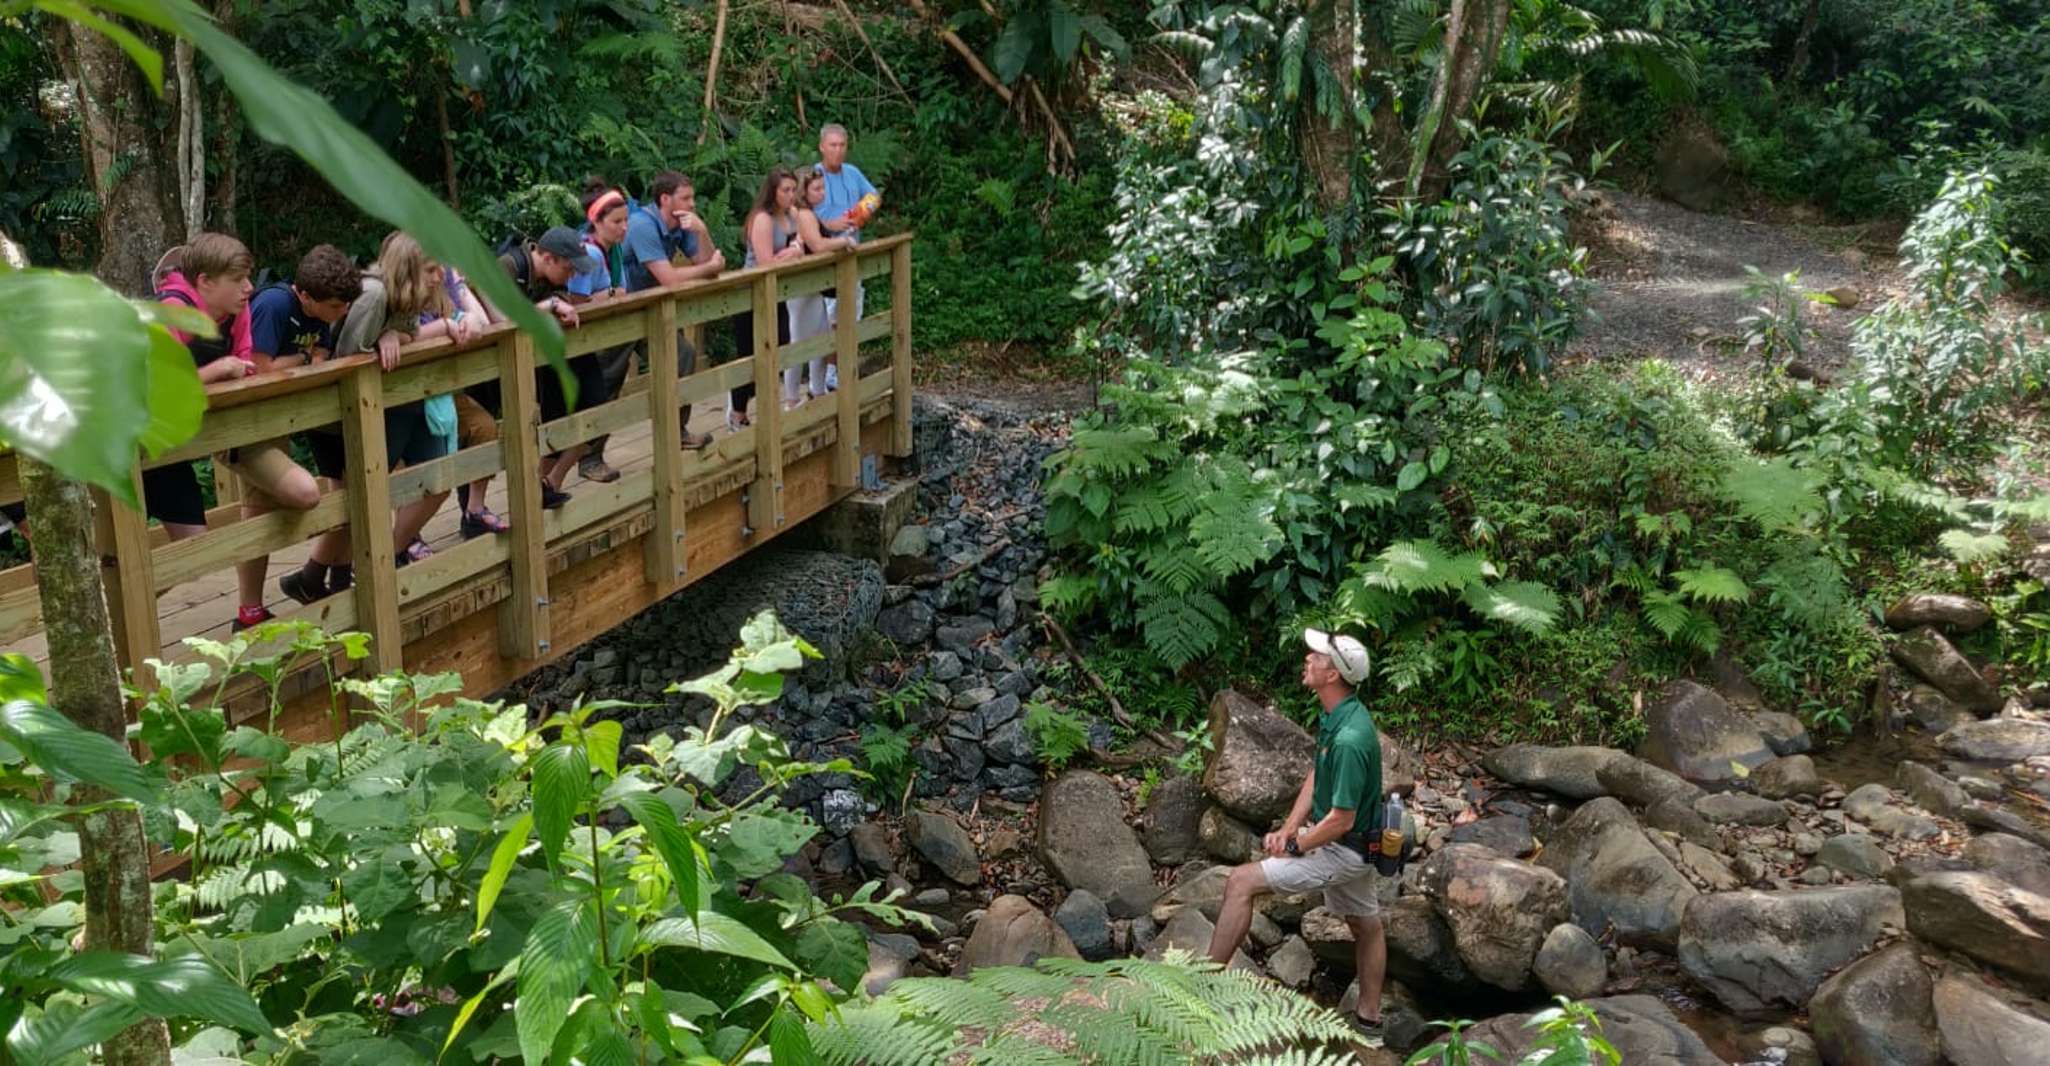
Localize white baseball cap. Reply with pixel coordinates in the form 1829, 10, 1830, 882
1304, 628, 1371, 685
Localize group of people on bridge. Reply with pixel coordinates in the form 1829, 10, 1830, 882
105, 124, 882, 635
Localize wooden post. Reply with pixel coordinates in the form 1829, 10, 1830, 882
644, 298, 686, 588
497, 332, 551, 660
97, 464, 159, 689
338, 368, 402, 674
748, 274, 783, 536
832, 252, 862, 489
211, 456, 242, 505
890, 241, 914, 457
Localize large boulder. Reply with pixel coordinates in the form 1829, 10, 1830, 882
1753, 754, 1827, 799
1138, 774, 1206, 866
1380, 896, 1477, 993
1843, 783, 1941, 840
955, 894, 1080, 975
1965, 832, 2050, 898
1640, 681, 1775, 786
1895, 761, 1968, 817
1902, 871, 2050, 992
1146, 905, 1255, 971
1381, 730, 1420, 796
1885, 593, 1992, 633
1481, 745, 1623, 800
1446, 814, 1535, 858
1037, 770, 1157, 918
1809, 943, 1940, 1066
1891, 627, 2001, 713
904, 809, 981, 886
1419, 844, 1569, 991
1933, 974, 2050, 1066
1904, 684, 1975, 733
1751, 710, 1814, 756
1201, 690, 1313, 825
1533, 923, 1607, 999
1538, 797, 1697, 948
1198, 806, 1260, 864
1939, 718, 2050, 762
1656, 123, 1731, 213
1695, 792, 1791, 826
1817, 833, 1894, 880
1676, 885, 1904, 1014
1596, 756, 1705, 810
1424, 995, 1722, 1066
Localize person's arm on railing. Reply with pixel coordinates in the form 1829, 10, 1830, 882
797, 208, 852, 255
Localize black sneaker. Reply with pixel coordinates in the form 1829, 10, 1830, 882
1347, 1015, 1384, 1050
279, 570, 324, 605
540, 478, 572, 510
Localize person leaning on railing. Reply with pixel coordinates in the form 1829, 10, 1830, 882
149, 234, 324, 633
619, 170, 725, 450
477, 226, 592, 510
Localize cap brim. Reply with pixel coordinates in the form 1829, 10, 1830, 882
1303, 628, 1333, 655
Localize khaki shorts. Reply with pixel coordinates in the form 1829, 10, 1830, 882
224, 437, 304, 497
454, 393, 499, 447
1261, 844, 1381, 918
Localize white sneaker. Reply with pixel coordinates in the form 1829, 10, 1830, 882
824, 364, 839, 392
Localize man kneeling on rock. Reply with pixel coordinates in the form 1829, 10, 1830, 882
1208, 628, 1386, 1048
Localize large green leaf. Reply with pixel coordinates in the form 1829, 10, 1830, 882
1047, 0, 1081, 62
642, 911, 795, 970
531, 743, 590, 868
0, 271, 204, 505
794, 920, 867, 994
103, 0, 568, 378
0, 698, 157, 802
475, 812, 532, 933
990, 13, 1039, 84
620, 791, 702, 918
8, 999, 147, 1065
47, 952, 270, 1033
516, 898, 597, 1065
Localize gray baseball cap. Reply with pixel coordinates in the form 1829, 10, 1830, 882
537, 226, 600, 273
1304, 628, 1371, 684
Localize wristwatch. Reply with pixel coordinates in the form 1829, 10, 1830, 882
1284, 835, 1301, 857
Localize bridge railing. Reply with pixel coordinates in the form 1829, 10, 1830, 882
0, 234, 914, 690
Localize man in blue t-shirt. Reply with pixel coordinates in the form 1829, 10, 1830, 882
619, 170, 725, 449
814, 123, 879, 390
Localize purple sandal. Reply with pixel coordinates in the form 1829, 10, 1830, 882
460, 507, 510, 540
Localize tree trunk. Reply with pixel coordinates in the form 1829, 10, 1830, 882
1360, 12, 1408, 188
1298, 0, 1358, 214
1411, 0, 1509, 202
174, 38, 203, 239
698, 0, 729, 145
19, 460, 171, 1066
55, 18, 185, 295
1787, 0, 1823, 85
208, 0, 239, 233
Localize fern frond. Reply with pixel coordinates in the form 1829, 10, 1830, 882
1038, 574, 1100, 618
1720, 457, 1823, 531
1673, 566, 1750, 605
1642, 590, 1694, 642
1137, 591, 1231, 670
1188, 498, 1280, 579
1939, 528, 2009, 565
1064, 426, 1171, 478
1461, 580, 1562, 635
1365, 540, 1489, 594
1140, 544, 1212, 596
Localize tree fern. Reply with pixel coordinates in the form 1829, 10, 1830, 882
1939, 528, 2009, 565
1720, 456, 1823, 532
813, 953, 1355, 1066
1137, 591, 1232, 670
1188, 497, 1281, 579
1461, 579, 1562, 635
1065, 426, 1173, 478
1038, 574, 1101, 618
1364, 540, 1491, 595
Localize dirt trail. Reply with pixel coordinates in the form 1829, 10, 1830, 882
1568, 189, 1903, 372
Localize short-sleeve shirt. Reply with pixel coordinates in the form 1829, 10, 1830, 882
814, 161, 877, 236
248, 284, 332, 359
1310, 694, 1382, 833
621, 200, 700, 293
567, 235, 625, 297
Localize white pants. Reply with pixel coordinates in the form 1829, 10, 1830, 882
822, 282, 864, 333
783, 293, 831, 405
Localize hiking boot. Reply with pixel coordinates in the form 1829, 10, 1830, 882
578, 456, 620, 484
279, 569, 324, 605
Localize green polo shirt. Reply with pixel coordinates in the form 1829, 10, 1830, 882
1311, 693, 1382, 829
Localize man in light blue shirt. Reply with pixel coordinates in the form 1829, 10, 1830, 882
815, 123, 879, 389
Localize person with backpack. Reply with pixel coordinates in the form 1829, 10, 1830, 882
480, 226, 594, 507
621, 170, 724, 448
149, 234, 324, 632
244, 244, 361, 618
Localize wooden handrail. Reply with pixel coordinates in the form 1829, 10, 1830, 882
1, 235, 916, 706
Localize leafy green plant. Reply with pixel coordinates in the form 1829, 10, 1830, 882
1735, 266, 1826, 365
1406, 1016, 1501, 1066
1519, 996, 1620, 1066
811, 951, 1357, 1065
1024, 700, 1091, 772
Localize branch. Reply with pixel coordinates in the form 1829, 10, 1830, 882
829, 0, 912, 103
904, 0, 1012, 105
698, 0, 730, 145
1040, 613, 1182, 753
909, 537, 1009, 588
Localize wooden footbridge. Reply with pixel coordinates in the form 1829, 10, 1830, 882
0, 236, 915, 739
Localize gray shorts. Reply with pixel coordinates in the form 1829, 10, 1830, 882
1261, 844, 1382, 917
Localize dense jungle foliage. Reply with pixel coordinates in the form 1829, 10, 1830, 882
7, 0, 2050, 1061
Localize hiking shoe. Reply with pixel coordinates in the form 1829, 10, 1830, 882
578, 456, 620, 484
681, 430, 714, 450
540, 478, 572, 510
279, 569, 324, 605
824, 364, 839, 391
1346, 1016, 1384, 1050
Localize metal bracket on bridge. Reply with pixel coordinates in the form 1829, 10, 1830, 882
860, 454, 883, 492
